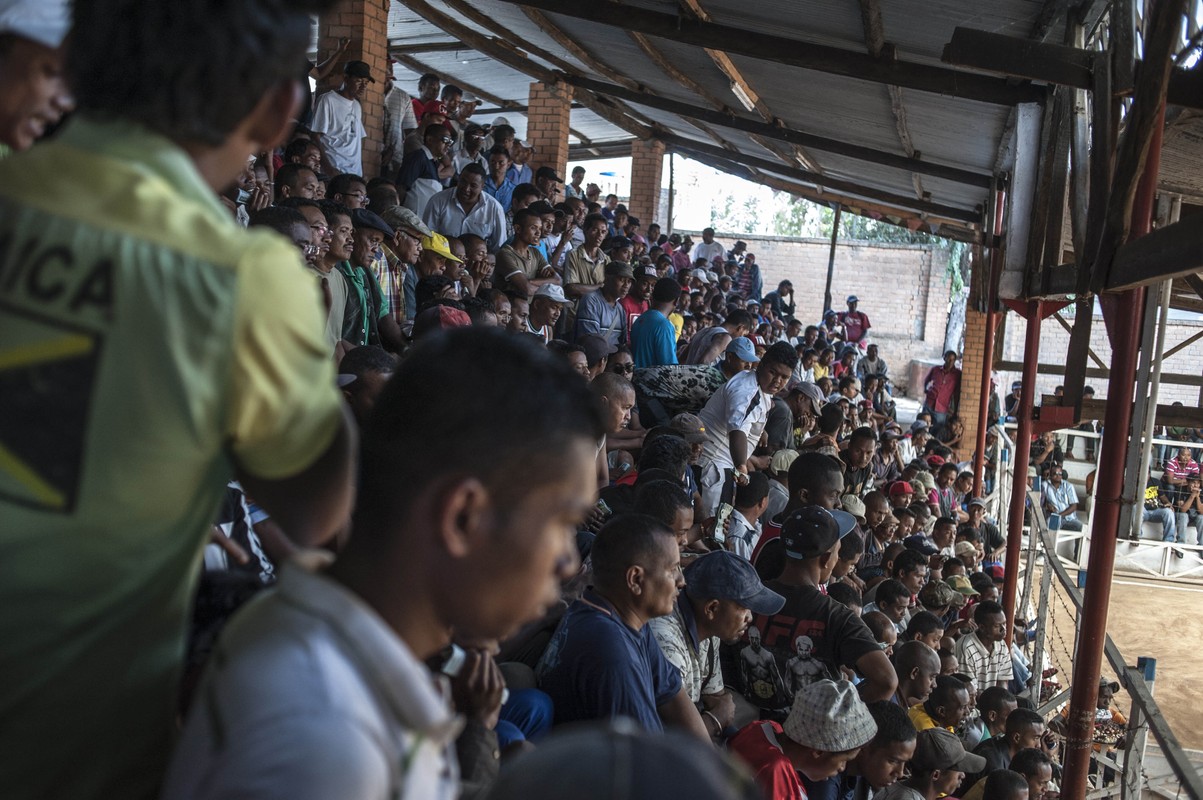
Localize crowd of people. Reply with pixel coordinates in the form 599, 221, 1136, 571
0, 2, 1124, 799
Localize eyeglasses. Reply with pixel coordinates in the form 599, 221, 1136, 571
310, 223, 330, 235
440, 136, 454, 145
612, 363, 635, 374
341, 192, 367, 201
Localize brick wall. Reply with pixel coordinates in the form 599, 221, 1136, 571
629, 139, 665, 224
316, 0, 390, 178
680, 231, 954, 393
526, 81, 572, 191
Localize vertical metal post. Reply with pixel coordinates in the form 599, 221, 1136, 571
667, 152, 675, 233
823, 204, 842, 317
1135, 282, 1172, 516
1003, 301, 1043, 645
1120, 287, 1167, 539
1062, 106, 1164, 800
1030, 546, 1053, 706
1120, 657, 1155, 800
973, 187, 1006, 498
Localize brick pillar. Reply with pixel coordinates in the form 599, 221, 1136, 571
959, 307, 990, 463
629, 139, 666, 225
526, 81, 572, 196
317, 0, 389, 178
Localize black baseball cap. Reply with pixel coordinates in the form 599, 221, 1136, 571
536, 165, 564, 183
351, 208, 394, 238
344, 60, 375, 82
780, 506, 841, 560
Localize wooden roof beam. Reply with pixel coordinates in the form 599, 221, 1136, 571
389, 40, 467, 54
658, 132, 981, 222
943, 27, 1203, 111
494, 0, 1047, 105
400, 0, 656, 140
562, 74, 992, 187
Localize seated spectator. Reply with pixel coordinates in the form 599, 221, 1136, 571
575, 261, 634, 346
275, 162, 319, 201
826, 582, 863, 616
835, 701, 918, 800
1176, 474, 1203, 546
344, 208, 403, 350
421, 163, 506, 253
727, 472, 770, 560
904, 611, 946, 651
527, 284, 571, 343
636, 479, 695, 548
536, 514, 709, 739
497, 208, 557, 297
891, 640, 941, 708
763, 449, 799, 528
163, 329, 600, 799
1008, 748, 1055, 800
966, 709, 1051, 789
863, 579, 911, 636
1142, 478, 1178, 542
591, 372, 636, 489
336, 345, 396, 428
729, 679, 878, 800
650, 551, 785, 739
876, 729, 986, 800
404, 232, 460, 319
735, 507, 896, 717
964, 686, 1018, 751
863, 610, 899, 659
956, 601, 1012, 689
909, 674, 970, 733
978, 769, 1030, 800
1040, 467, 1082, 531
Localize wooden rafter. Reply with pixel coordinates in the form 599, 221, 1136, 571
676, 0, 822, 173
400, 0, 657, 141
495, 0, 1046, 105
856, 0, 926, 201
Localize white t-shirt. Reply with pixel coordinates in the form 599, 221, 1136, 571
698, 369, 770, 471
311, 91, 366, 175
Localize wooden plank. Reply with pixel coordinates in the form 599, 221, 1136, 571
941, 26, 1203, 111
390, 40, 466, 54
1052, 310, 1107, 369
1160, 328, 1203, 360
1092, 0, 1192, 292
493, 0, 1047, 106
1079, 49, 1113, 295
997, 360, 1203, 389
564, 75, 991, 187
1061, 297, 1095, 409
1104, 216, 1203, 291
943, 26, 1093, 89
659, 132, 980, 222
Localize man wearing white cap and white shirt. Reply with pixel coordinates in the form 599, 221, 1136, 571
0, 0, 73, 152
730, 678, 878, 800
527, 283, 571, 343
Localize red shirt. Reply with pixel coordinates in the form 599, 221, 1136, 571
923, 365, 961, 413
620, 296, 648, 338
839, 310, 871, 343
730, 721, 809, 800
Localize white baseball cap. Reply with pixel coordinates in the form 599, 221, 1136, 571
0, 0, 71, 49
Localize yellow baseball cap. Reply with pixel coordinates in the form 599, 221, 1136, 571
420, 232, 462, 262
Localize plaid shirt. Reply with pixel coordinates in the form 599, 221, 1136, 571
371, 250, 405, 325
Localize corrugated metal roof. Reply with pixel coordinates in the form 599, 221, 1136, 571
383, 0, 1092, 226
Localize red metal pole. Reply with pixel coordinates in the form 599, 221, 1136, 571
972, 188, 1006, 498
1060, 107, 1164, 800
1001, 300, 1042, 645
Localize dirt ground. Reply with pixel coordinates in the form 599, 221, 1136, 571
1042, 572, 1203, 751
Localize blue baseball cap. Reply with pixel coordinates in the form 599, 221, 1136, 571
725, 336, 760, 362
830, 509, 857, 538
684, 551, 785, 615
780, 506, 841, 560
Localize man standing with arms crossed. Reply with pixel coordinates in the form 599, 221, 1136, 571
0, 2, 356, 797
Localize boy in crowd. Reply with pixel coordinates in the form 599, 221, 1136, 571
909, 675, 971, 733
833, 701, 918, 800
963, 686, 1019, 750
904, 611, 946, 650
877, 729, 986, 800
864, 579, 911, 635
730, 680, 878, 800
968, 709, 1053, 787
956, 601, 1013, 689
727, 471, 771, 560
891, 641, 941, 709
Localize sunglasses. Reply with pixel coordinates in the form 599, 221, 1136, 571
611, 363, 635, 374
